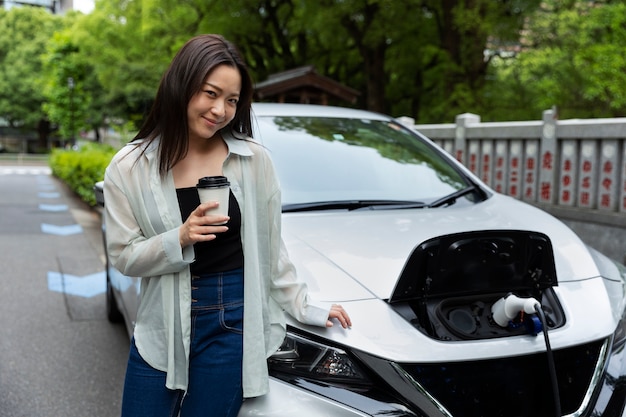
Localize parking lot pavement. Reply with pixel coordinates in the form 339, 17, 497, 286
0, 165, 128, 417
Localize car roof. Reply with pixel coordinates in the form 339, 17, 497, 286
251, 102, 392, 121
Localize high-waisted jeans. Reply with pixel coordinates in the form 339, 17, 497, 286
121, 268, 244, 417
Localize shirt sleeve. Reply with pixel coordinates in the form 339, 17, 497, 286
271, 237, 331, 327
262, 154, 330, 327
103, 152, 194, 278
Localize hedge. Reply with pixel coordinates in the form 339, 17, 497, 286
49, 143, 117, 206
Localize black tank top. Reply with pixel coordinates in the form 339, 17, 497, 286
176, 187, 244, 274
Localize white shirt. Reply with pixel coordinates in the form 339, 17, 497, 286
104, 129, 330, 397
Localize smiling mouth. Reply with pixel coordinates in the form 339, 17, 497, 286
202, 116, 221, 127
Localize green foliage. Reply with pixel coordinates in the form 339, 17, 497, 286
3, 0, 626, 151
70, 0, 204, 128
41, 27, 93, 141
418, 0, 543, 122
0, 7, 62, 130
49, 143, 116, 206
484, 1, 626, 120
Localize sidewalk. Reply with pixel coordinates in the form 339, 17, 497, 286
0, 153, 49, 165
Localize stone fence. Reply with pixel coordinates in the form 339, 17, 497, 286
398, 108, 626, 262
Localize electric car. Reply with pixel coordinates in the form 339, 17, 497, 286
95, 103, 626, 417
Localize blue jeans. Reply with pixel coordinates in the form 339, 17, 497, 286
121, 268, 244, 417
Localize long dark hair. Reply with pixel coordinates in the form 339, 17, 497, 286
134, 34, 254, 176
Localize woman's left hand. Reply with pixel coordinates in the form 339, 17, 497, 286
326, 304, 352, 329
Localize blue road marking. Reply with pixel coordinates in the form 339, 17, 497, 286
47, 271, 106, 298
38, 192, 61, 199
39, 204, 69, 212
41, 223, 83, 236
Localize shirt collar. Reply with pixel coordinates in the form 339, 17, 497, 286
222, 128, 255, 157
139, 128, 255, 161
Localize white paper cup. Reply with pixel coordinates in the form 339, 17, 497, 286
196, 176, 230, 224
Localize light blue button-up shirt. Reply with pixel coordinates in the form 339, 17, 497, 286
104, 129, 330, 397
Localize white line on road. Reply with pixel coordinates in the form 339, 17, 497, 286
0, 166, 52, 175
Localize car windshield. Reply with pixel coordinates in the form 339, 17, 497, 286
253, 115, 476, 209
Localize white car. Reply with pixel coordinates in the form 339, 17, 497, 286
95, 103, 626, 417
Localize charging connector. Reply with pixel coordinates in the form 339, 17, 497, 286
491, 294, 541, 328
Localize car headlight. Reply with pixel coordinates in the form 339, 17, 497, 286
267, 332, 426, 417
268, 332, 371, 386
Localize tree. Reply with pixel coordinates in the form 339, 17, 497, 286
70, 0, 209, 129
221, 0, 541, 122
404, 0, 541, 122
198, 1, 318, 89
42, 26, 93, 145
4, 0, 548, 146
485, 1, 626, 120
210, 0, 420, 114
0, 7, 62, 150
5, 0, 597, 151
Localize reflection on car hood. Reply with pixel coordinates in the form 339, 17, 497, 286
282, 193, 600, 302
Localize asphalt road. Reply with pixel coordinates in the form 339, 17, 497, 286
0, 163, 129, 417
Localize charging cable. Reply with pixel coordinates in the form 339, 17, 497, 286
535, 303, 561, 417
491, 294, 561, 416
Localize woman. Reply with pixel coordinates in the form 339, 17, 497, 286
104, 34, 351, 417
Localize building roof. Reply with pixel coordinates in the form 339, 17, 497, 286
254, 65, 360, 105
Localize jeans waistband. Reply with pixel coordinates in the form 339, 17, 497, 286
191, 267, 244, 280
190, 268, 243, 308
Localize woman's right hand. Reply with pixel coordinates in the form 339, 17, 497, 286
179, 202, 229, 248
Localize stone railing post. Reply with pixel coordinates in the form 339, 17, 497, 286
455, 113, 480, 166
538, 107, 558, 204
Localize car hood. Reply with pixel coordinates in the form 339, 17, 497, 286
282, 193, 600, 302
282, 193, 618, 362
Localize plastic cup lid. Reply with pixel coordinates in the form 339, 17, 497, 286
196, 176, 230, 188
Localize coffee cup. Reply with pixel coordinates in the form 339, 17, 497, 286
196, 176, 230, 224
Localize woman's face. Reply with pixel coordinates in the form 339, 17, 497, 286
187, 64, 242, 142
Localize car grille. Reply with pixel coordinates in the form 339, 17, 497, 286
399, 339, 606, 417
